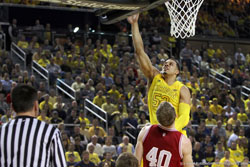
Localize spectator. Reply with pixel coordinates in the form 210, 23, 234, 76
214, 142, 225, 160
157, 48, 168, 61
225, 123, 233, 139
37, 109, 50, 123
46, 58, 61, 85
179, 43, 193, 72
227, 128, 239, 148
17, 35, 29, 49
211, 127, 220, 145
29, 75, 39, 89
63, 72, 74, 86
237, 107, 248, 123
193, 49, 202, 66
65, 143, 81, 162
107, 126, 120, 146
231, 72, 244, 87
212, 120, 226, 137
241, 157, 250, 167
87, 135, 104, 157
151, 30, 162, 45
53, 96, 67, 119
205, 112, 217, 126
103, 70, 114, 90
122, 109, 138, 137
117, 136, 134, 155
107, 84, 120, 101
203, 143, 215, 166
207, 44, 215, 58
93, 90, 106, 108
48, 89, 57, 106
74, 135, 85, 155
8, 18, 18, 43
29, 36, 40, 51
89, 118, 107, 139
0, 93, 9, 112
234, 48, 245, 62
224, 101, 235, 117
38, 53, 50, 68
76, 110, 90, 126
87, 144, 101, 166
50, 110, 63, 124
1, 73, 13, 93
80, 121, 90, 140
65, 109, 78, 132
68, 100, 79, 114
39, 94, 53, 111
192, 105, 207, 125
229, 141, 244, 164
195, 124, 206, 142
211, 156, 221, 167
192, 142, 204, 165
71, 76, 85, 93
1, 108, 12, 123
101, 96, 116, 116
219, 151, 238, 167
209, 98, 223, 115
0, 81, 6, 96
138, 111, 149, 124
81, 83, 95, 101
72, 126, 88, 146
67, 153, 76, 167
227, 112, 238, 126
98, 152, 115, 167
102, 136, 117, 158
74, 151, 95, 167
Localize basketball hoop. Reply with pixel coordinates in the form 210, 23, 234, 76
165, 0, 204, 39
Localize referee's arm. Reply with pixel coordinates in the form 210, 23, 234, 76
50, 129, 67, 167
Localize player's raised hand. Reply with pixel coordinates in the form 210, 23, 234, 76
127, 14, 139, 24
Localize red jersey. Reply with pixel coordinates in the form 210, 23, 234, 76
143, 125, 183, 167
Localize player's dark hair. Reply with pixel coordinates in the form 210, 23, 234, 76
156, 101, 176, 127
11, 84, 38, 113
116, 152, 138, 167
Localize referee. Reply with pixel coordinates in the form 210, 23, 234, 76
0, 84, 67, 167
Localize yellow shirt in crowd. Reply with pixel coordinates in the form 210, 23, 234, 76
65, 151, 81, 162
209, 104, 223, 115
89, 153, 101, 166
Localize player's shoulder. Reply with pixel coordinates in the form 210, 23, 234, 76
138, 123, 153, 141
141, 123, 152, 133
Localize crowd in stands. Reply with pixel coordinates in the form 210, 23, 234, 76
136, 0, 250, 38
1, 10, 250, 167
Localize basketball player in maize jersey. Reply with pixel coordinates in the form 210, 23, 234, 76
127, 14, 191, 136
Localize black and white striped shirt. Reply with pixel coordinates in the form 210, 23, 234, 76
0, 116, 67, 167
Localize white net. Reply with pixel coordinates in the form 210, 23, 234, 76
165, 0, 204, 39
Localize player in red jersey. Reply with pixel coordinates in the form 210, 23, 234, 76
135, 101, 193, 167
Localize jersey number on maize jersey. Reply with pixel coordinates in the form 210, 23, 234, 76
153, 93, 170, 107
146, 147, 172, 167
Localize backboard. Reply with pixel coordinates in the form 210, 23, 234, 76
38, 0, 169, 24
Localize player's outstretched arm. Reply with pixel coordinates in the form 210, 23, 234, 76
182, 136, 194, 167
175, 86, 191, 131
127, 14, 159, 80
